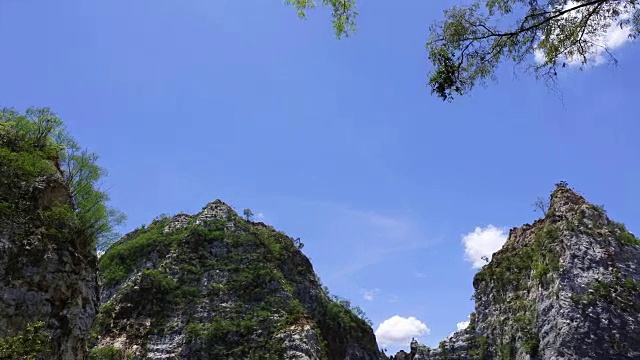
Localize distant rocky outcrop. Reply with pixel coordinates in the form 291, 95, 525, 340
0, 130, 99, 358
389, 349, 410, 360
92, 200, 382, 359
410, 183, 640, 359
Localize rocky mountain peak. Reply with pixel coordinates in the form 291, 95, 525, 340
196, 199, 234, 224
161, 199, 237, 233
93, 201, 381, 359
410, 183, 640, 360
201, 199, 234, 213
548, 181, 588, 216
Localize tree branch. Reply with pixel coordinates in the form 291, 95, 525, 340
454, 0, 611, 43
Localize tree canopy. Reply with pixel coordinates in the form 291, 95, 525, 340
287, 0, 639, 101
0, 107, 125, 251
243, 208, 254, 221
286, 0, 357, 38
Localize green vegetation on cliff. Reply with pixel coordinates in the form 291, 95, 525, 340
420, 183, 640, 360
94, 206, 378, 359
0, 106, 123, 358
0, 322, 51, 359
0, 107, 124, 250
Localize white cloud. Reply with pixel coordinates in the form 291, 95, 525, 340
415, 272, 426, 278
256, 212, 264, 219
388, 295, 400, 303
375, 316, 430, 347
447, 315, 472, 338
456, 320, 470, 331
533, 1, 634, 67
534, 48, 547, 64
362, 288, 380, 301
462, 225, 508, 269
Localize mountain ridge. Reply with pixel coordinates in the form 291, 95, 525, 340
401, 182, 640, 360
92, 199, 382, 359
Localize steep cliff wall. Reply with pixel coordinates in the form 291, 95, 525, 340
92, 201, 381, 360
0, 118, 99, 359
412, 183, 640, 360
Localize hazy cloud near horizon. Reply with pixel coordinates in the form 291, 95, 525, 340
462, 225, 508, 269
375, 315, 430, 347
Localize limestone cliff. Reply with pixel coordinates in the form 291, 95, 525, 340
411, 183, 640, 359
92, 201, 382, 360
0, 120, 99, 359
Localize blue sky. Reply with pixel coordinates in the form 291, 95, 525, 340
1, 0, 639, 353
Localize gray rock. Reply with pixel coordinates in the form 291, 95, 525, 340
0, 172, 99, 360
411, 184, 640, 360
93, 200, 382, 359
164, 213, 192, 233
278, 322, 323, 360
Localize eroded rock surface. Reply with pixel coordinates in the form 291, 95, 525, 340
93, 201, 381, 359
411, 184, 640, 360
0, 165, 98, 359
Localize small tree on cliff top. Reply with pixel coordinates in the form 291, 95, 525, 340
243, 208, 254, 221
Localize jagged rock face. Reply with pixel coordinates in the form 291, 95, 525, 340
277, 320, 323, 359
413, 185, 640, 360
390, 349, 410, 360
93, 201, 381, 360
0, 165, 99, 359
